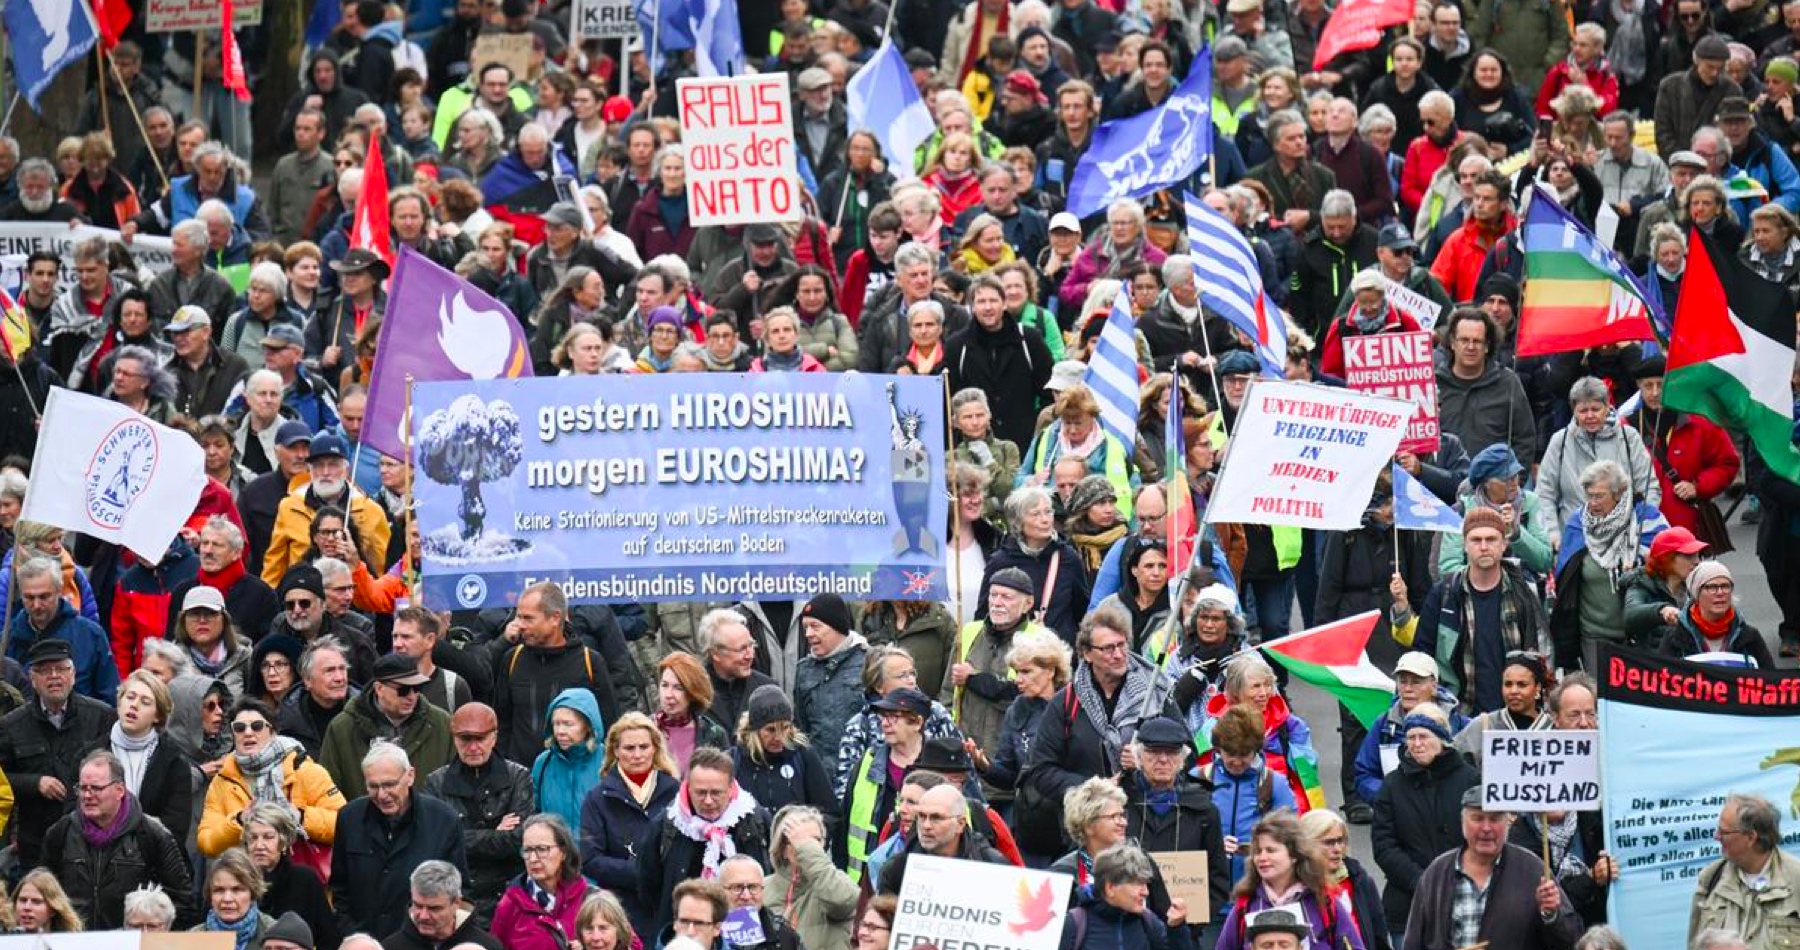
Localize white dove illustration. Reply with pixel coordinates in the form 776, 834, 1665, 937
35, 0, 76, 71
437, 290, 516, 379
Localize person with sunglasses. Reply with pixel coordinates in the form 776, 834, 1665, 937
320, 653, 454, 800
197, 697, 346, 858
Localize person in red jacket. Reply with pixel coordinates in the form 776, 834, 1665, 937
1534, 24, 1621, 121
1430, 169, 1517, 303
1318, 270, 1425, 379
839, 203, 902, 328
1626, 355, 1742, 539
1400, 91, 1466, 221
111, 533, 200, 676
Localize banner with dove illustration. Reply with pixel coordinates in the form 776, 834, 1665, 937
1598, 645, 1800, 950
363, 246, 534, 461
411, 373, 947, 608
892, 855, 1072, 950
3, 0, 100, 110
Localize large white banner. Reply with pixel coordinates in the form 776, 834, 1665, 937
677, 73, 803, 226
891, 855, 1073, 950
1206, 381, 1412, 530
0, 223, 174, 298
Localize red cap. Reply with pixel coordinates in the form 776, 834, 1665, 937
1004, 70, 1048, 106
1649, 526, 1709, 560
603, 95, 635, 124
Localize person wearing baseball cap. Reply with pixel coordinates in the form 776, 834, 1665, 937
1392, 505, 1549, 711
319, 652, 453, 799
260, 415, 392, 588
1627, 525, 1709, 648
168, 302, 249, 418
1347, 649, 1469, 818
794, 593, 869, 765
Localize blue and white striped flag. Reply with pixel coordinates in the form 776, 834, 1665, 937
846, 40, 935, 182
1184, 192, 1287, 378
1083, 289, 1142, 450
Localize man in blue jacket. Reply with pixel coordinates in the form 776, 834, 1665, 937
9, 557, 117, 704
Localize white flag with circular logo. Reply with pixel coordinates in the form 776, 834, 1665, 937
21, 388, 206, 561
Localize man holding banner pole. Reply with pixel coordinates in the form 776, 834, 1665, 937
1402, 786, 1580, 950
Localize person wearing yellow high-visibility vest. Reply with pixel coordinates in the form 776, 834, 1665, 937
838, 687, 931, 883
943, 568, 1047, 804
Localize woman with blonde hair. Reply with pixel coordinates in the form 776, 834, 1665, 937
1742, 203, 1800, 289
13, 868, 80, 933
731, 685, 837, 823
956, 213, 1016, 274
967, 631, 1070, 799
767, 804, 859, 950
580, 713, 680, 937
921, 131, 986, 226
191, 849, 275, 947
111, 668, 193, 842
1299, 808, 1388, 950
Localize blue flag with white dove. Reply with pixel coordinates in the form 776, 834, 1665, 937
4, 0, 99, 110
1065, 50, 1213, 219
846, 40, 935, 182
1392, 463, 1463, 533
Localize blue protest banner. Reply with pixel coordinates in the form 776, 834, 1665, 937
1599, 645, 1800, 950
412, 373, 947, 608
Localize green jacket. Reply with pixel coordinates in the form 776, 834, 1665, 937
319, 689, 454, 799
431, 81, 537, 149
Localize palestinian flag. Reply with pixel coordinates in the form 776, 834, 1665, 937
1259, 611, 1394, 728
1666, 230, 1800, 484
1518, 184, 1658, 357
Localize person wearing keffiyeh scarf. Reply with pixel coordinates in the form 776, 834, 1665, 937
1550, 459, 1670, 673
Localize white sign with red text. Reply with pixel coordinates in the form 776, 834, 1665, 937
1206, 381, 1413, 530
677, 73, 802, 226
1342, 330, 1440, 454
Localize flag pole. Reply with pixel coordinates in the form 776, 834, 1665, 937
944, 374, 963, 626
648, 0, 662, 106
1194, 310, 1224, 417
96, 48, 111, 140
109, 56, 168, 192
193, 31, 206, 130
404, 372, 419, 604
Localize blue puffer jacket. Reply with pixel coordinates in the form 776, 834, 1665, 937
1350, 688, 1470, 803
531, 687, 605, 834
1202, 757, 1296, 884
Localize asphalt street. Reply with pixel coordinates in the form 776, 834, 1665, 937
1282, 510, 1776, 893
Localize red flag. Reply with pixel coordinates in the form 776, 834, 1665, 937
1313, 0, 1414, 69
221, 0, 252, 102
352, 130, 394, 267
94, 0, 132, 50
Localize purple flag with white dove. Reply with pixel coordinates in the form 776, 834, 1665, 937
364, 246, 534, 461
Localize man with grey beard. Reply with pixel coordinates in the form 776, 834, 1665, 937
262, 432, 393, 587
0, 159, 79, 222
